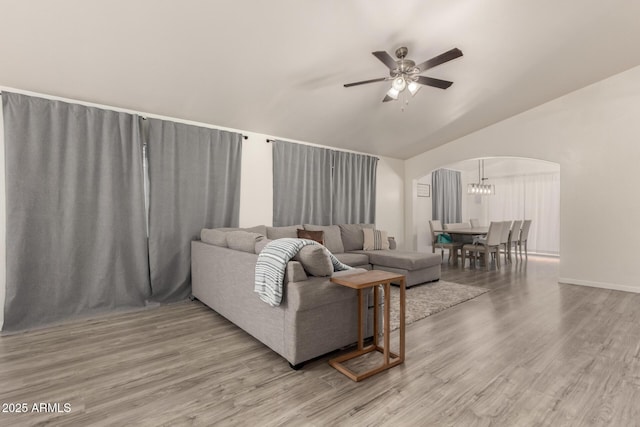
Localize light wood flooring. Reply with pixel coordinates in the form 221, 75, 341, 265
2, 255, 640, 426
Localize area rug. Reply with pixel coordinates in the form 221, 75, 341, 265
387, 280, 489, 331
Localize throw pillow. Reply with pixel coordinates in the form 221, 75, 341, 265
266, 225, 302, 240
293, 245, 333, 277
297, 229, 324, 245
303, 224, 345, 254
338, 223, 375, 252
226, 231, 264, 253
362, 228, 390, 251
201, 228, 228, 247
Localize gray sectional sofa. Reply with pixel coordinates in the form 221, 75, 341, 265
191, 223, 441, 367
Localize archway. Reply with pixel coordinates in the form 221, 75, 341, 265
413, 157, 560, 258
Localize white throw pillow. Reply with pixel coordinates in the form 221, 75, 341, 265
362, 228, 390, 251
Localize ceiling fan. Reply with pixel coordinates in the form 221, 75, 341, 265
344, 46, 463, 102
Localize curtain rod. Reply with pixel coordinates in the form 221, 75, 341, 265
265, 138, 379, 160
0, 90, 249, 140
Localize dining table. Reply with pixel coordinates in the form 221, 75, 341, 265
434, 226, 489, 236
433, 227, 490, 264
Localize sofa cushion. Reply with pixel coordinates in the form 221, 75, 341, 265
363, 228, 390, 251
254, 238, 273, 254
216, 225, 268, 235
227, 231, 264, 253
267, 225, 302, 240
303, 224, 344, 254
297, 229, 324, 245
201, 228, 228, 247
334, 252, 370, 267
338, 223, 374, 252
293, 245, 333, 277
365, 250, 441, 271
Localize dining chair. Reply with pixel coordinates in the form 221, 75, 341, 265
499, 220, 512, 265
518, 219, 532, 259
461, 221, 503, 270
429, 220, 463, 264
470, 218, 480, 228
508, 220, 523, 262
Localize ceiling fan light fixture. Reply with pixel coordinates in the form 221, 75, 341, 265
407, 80, 421, 96
392, 76, 406, 91
386, 87, 400, 100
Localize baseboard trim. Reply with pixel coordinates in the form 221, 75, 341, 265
558, 277, 640, 294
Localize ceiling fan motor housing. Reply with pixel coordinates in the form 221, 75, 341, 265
391, 47, 417, 77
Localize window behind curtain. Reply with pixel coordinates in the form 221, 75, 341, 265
146, 119, 242, 302
2, 92, 151, 332
487, 172, 560, 255
432, 168, 462, 224
272, 140, 378, 226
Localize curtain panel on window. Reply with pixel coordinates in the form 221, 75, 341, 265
272, 140, 333, 226
487, 172, 560, 255
2, 92, 151, 332
146, 119, 242, 302
332, 150, 377, 224
272, 141, 378, 226
432, 168, 462, 224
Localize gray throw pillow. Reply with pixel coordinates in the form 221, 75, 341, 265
338, 223, 375, 252
226, 231, 264, 253
303, 224, 344, 254
266, 225, 302, 240
293, 245, 333, 277
201, 228, 228, 247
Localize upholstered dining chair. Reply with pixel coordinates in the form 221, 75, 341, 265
470, 218, 480, 228
462, 221, 504, 270
499, 220, 513, 265
508, 220, 523, 262
517, 219, 532, 259
429, 220, 463, 264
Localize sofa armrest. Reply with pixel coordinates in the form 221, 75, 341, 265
285, 261, 308, 283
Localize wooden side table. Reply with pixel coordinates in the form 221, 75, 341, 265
329, 270, 406, 382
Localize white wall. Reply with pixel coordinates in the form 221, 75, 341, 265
415, 173, 432, 252
405, 64, 640, 293
238, 132, 405, 247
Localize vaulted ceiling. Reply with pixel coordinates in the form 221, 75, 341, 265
2, 0, 640, 159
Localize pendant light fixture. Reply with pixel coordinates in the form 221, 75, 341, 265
467, 159, 495, 195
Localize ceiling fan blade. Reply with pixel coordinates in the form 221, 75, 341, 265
416, 75, 454, 89
416, 48, 463, 72
382, 95, 395, 102
343, 77, 387, 87
372, 51, 397, 70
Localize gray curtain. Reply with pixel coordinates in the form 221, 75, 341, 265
2, 92, 150, 332
432, 168, 462, 224
272, 140, 333, 226
146, 119, 242, 302
332, 150, 377, 224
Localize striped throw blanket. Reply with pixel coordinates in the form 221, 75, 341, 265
254, 238, 352, 307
